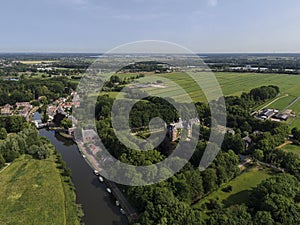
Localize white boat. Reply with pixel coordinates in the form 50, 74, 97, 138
106, 188, 112, 193
93, 170, 99, 175
115, 200, 120, 207
98, 176, 104, 182
120, 208, 126, 215
82, 154, 86, 158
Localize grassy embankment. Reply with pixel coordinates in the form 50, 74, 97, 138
0, 151, 82, 225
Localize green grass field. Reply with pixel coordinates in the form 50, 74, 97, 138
290, 118, 300, 129
282, 144, 300, 157
0, 154, 81, 225
113, 72, 300, 103
268, 95, 296, 110
193, 167, 272, 210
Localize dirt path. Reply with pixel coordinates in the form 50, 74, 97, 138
0, 163, 11, 174
276, 140, 293, 149
258, 94, 289, 111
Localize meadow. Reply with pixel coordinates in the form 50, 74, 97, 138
0, 154, 81, 225
282, 144, 300, 157
193, 167, 272, 210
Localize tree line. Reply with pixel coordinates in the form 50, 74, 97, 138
0, 77, 76, 106
0, 125, 51, 169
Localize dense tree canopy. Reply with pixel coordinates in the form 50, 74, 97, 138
0, 77, 76, 106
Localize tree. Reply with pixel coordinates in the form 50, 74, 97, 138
36, 146, 51, 160
61, 118, 72, 129
253, 211, 274, 225
207, 205, 253, 225
0, 154, 5, 169
292, 127, 300, 141
222, 133, 245, 154
0, 128, 7, 140
253, 149, 264, 161
202, 168, 218, 193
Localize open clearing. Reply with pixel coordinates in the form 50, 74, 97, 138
193, 167, 272, 210
0, 154, 80, 225
281, 144, 300, 157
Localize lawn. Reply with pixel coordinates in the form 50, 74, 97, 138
282, 144, 300, 157
0, 154, 81, 225
193, 167, 272, 210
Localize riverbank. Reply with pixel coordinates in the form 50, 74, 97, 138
74, 139, 138, 223
58, 131, 73, 139
39, 127, 127, 225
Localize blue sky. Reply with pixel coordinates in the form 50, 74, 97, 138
1, 0, 300, 53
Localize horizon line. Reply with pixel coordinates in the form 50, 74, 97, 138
1, 52, 300, 55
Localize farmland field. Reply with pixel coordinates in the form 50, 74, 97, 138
290, 100, 300, 114
193, 167, 272, 210
19, 60, 57, 65
268, 95, 296, 111
290, 118, 300, 129
115, 72, 300, 103
0, 154, 81, 225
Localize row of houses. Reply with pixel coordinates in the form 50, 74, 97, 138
0, 102, 33, 118
46, 92, 80, 120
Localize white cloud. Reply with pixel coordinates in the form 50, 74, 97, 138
208, 0, 218, 7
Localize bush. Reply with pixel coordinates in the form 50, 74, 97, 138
222, 186, 233, 193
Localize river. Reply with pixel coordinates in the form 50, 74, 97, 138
34, 113, 127, 225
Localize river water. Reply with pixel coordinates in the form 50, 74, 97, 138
34, 113, 127, 225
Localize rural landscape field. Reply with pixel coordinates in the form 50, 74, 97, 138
2, 1, 300, 224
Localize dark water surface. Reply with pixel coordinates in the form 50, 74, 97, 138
35, 113, 127, 225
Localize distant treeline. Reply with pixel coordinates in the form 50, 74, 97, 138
0, 77, 76, 106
